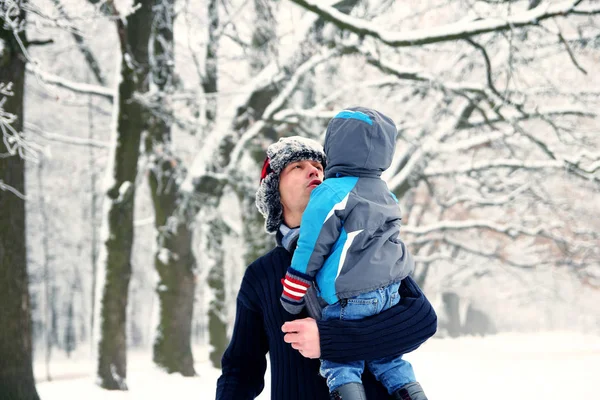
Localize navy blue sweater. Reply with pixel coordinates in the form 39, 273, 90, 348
216, 244, 437, 400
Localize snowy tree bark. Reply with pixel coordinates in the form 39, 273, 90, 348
143, 0, 196, 376
95, 0, 154, 390
201, 0, 229, 370
0, 2, 40, 398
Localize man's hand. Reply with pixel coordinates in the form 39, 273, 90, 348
281, 317, 321, 359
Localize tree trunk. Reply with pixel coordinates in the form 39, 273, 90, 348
0, 2, 40, 398
151, 207, 196, 375
89, 91, 100, 348
147, 140, 196, 376
207, 219, 228, 368
138, 0, 196, 376
96, 0, 153, 390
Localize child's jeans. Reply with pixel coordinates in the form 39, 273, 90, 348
319, 281, 416, 394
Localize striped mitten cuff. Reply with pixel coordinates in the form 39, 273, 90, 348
280, 269, 312, 314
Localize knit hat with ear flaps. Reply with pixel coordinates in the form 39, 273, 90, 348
256, 136, 326, 233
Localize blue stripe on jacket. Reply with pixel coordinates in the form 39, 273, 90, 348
290, 177, 359, 303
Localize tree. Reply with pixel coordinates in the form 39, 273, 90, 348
0, 0, 41, 398
143, 0, 196, 376
283, 0, 600, 289
95, 0, 154, 390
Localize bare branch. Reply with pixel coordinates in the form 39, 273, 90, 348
288, 0, 600, 47
357, 46, 487, 96
50, 0, 107, 85
556, 29, 588, 75
464, 37, 522, 109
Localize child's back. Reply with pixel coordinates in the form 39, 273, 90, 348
284, 107, 413, 307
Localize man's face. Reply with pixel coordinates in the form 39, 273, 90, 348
279, 160, 324, 219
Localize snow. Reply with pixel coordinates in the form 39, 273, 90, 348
35, 332, 600, 400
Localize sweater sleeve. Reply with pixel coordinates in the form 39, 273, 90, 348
216, 299, 269, 399
317, 276, 438, 363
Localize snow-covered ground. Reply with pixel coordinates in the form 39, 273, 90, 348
35, 331, 600, 400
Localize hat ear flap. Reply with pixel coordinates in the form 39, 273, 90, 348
260, 157, 272, 183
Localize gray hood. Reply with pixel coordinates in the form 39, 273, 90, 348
323, 107, 398, 179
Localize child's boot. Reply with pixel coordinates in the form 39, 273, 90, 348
329, 382, 367, 400
392, 382, 428, 400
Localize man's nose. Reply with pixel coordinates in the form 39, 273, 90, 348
307, 165, 321, 178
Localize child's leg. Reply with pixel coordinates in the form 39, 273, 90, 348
366, 354, 416, 394
365, 282, 416, 394
319, 359, 365, 392
320, 302, 366, 392
320, 283, 403, 394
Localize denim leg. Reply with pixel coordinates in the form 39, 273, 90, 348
320, 358, 365, 392
367, 355, 416, 394
320, 281, 407, 392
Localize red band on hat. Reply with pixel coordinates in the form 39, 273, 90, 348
260, 157, 272, 183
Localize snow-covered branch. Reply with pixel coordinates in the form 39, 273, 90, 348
442, 238, 539, 270
50, 0, 107, 85
359, 48, 486, 95
0, 179, 27, 200
463, 107, 596, 129
424, 159, 564, 177
403, 219, 559, 240
413, 252, 453, 264
386, 98, 474, 192
426, 154, 600, 180
226, 48, 342, 172
442, 183, 530, 208
26, 64, 114, 101
289, 0, 600, 47
25, 123, 110, 149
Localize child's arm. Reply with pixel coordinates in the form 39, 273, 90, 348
280, 185, 344, 314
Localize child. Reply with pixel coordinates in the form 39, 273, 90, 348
280, 107, 430, 400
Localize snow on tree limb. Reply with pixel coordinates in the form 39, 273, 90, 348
26, 64, 114, 101
50, 0, 107, 85
25, 123, 110, 149
442, 237, 540, 270
0, 179, 27, 200
357, 46, 487, 95
289, 0, 600, 47
424, 159, 564, 176
463, 107, 596, 129
403, 219, 559, 241
442, 183, 531, 208
184, 48, 342, 192
226, 48, 342, 172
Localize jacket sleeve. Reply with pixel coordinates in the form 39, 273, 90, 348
317, 276, 438, 363
216, 285, 269, 399
280, 185, 344, 314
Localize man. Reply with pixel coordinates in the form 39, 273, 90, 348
216, 136, 436, 400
